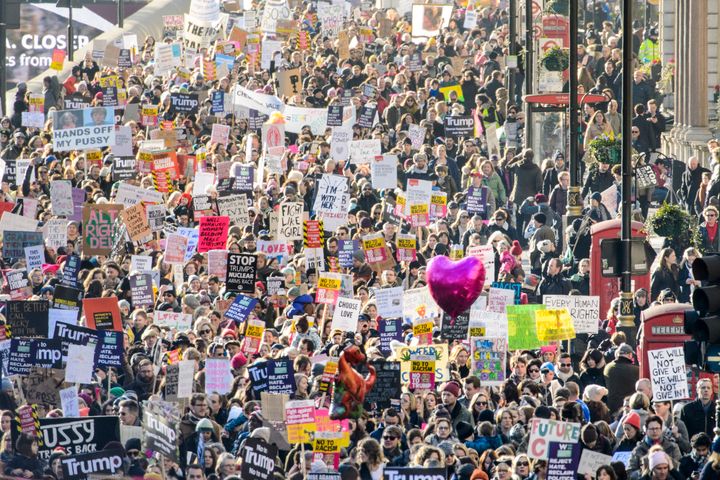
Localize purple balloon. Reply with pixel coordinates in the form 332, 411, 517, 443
426, 255, 486, 320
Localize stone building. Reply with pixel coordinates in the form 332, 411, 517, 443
660, 0, 719, 164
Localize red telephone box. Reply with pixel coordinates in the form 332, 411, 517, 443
589, 219, 651, 318
638, 303, 715, 398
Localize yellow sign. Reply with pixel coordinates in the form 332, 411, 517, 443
395, 344, 449, 384
313, 434, 342, 453
397, 238, 416, 249
98, 75, 120, 88
431, 193, 447, 206
363, 237, 384, 249
318, 276, 341, 290
413, 321, 433, 336
535, 308, 576, 342
246, 324, 264, 338
410, 204, 428, 215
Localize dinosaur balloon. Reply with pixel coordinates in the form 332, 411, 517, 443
329, 344, 376, 420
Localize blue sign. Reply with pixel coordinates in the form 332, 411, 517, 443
62, 255, 81, 288
224, 294, 258, 323
210, 91, 225, 115
338, 240, 359, 268
491, 281, 522, 304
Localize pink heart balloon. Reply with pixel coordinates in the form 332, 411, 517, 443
426, 255, 486, 320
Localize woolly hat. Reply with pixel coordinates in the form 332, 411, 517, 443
623, 411, 641, 430
510, 240, 523, 256
109, 387, 125, 398
231, 352, 247, 370
533, 212, 547, 225
196, 418, 214, 432
440, 381, 461, 398
648, 451, 668, 470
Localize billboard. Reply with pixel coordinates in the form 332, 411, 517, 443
6, 3, 147, 89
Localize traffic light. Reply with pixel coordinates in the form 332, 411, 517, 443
684, 255, 720, 372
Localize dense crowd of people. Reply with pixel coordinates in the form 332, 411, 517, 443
0, 0, 718, 479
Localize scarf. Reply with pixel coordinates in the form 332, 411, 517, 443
556, 368, 576, 383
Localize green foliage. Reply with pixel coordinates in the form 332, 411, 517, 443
540, 46, 569, 72
587, 135, 621, 165
545, 0, 568, 15
646, 203, 700, 253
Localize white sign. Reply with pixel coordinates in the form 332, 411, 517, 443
115, 183, 164, 208
332, 297, 362, 332
312, 174, 349, 232
50, 180, 75, 217
205, 358, 233, 394
467, 245, 495, 287
24, 245, 44, 272
44, 219, 68, 250
373, 287, 404, 319
349, 139, 381, 165
278, 202, 304, 242
154, 311, 193, 330
217, 194, 249, 226
527, 418, 581, 460
193, 172, 215, 196
403, 287, 440, 323
578, 450, 613, 478
131, 255, 153, 274
65, 344, 96, 384
543, 295, 600, 335
648, 347, 689, 401
60, 386, 80, 417
178, 360, 195, 399
331, 127, 351, 161
371, 155, 398, 190
487, 288, 515, 314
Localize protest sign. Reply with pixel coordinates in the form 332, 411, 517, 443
130, 274, 154, 307
154, 311, 193, 331
131, 255, 152, 274
535, 308, 576, 342
277, 68, 303, 97
83, 297, 122, 331
115, 183, 164, 208
7, 339, 63, 375
241, 437, 277, 480
491, 281, 522, 304
327, 105, 343, 127
316, 272, 342, 305
43, 219, 68, 250
3, 230, 44, 260
278, 202, 303, 242
440, 311, 470, 341
331, 297, 361, 332
65, 344, 96, 384
469, 337, 507, 386
24, 245, 43, 273
217, 194, 249, 225
6, 300, 49, 338
61, 449, 125, 480
487, 287, 515, 314
6, 268, 32, 300
648, 347, 689, 401
82, 204, 123, 255
164, 234, 188, 264
119, 203, 151, 242
364, 360, 401, 409
60, 386, 80, 418
226, 253, 257, 293
527, 418, 581, 460
170, 92, 199, 114
248, 358, 296, 395
312, 174, 349, 232
507, 304, 545, 350
408, 353, 435, 390
198, 216, 230, 252
384, 468, 447, 480
402, 287, 441, 324
205, 358, 233, 394
22, 367, 64, 406
25, 416, 120, 460
578, 450, 614, 478
547, 442, 581, 480
373, 287, 403, 319
443, 116, 475, 136
224, 294, 259, 323
396, 234, 417, 262
286, 400, 316, 443
52, 108, 116, 151
378, 319, 403, 356
407, 124, 426, 150
143, 411, 178, 462
371, 154, 398, 190
338, 240, 358, 267
543, 295, 600, 335
50, 181, 74, 216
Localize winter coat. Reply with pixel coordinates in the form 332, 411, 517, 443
578, 367, 606, 395
603, 356, 639, 413
482, 172, 507, 205
509, 159, 543, 205
628, 436, 681, 476
681, 397, 717, 439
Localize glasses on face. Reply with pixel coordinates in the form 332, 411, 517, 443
200, 329, 212, 335
517, 461, 529, 467
478, 401, 488, 406
529, 368, 540, 373
560, 363, 571, 367
382, 436, 397, 441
